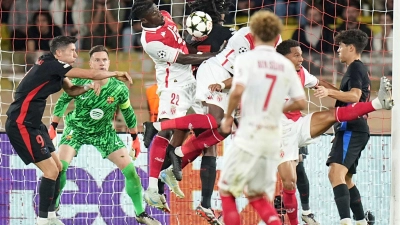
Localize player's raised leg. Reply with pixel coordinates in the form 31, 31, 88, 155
310, 76, 393, 139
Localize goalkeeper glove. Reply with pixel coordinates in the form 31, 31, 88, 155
48, 122, 58, 140
129, 133, 141, 160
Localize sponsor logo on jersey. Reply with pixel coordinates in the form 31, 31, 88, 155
107, 96, 115, 104
90, 108, 104, 120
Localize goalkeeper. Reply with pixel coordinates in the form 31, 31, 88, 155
48, 45, 161, 225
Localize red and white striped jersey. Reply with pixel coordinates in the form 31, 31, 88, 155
284, 66, 318, 121
141, 11, 195, 90
215, 27, 282, 74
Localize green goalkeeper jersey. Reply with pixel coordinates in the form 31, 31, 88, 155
53, 78, 137, 134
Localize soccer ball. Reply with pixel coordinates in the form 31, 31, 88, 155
186, 11, 213, 38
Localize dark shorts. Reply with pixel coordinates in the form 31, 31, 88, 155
326, 131, 369, 174
5, 119, 55, 165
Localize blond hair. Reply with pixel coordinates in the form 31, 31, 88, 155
249, 10, 283, 43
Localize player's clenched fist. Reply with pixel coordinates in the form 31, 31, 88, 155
48, 122, 58, 140
115, 71, 133, 84
220, 115, 234, 134
129, 133, 141, 160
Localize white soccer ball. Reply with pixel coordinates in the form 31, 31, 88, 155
186, 11, 213, 38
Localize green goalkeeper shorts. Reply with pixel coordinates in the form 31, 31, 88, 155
58, 125, 126, 158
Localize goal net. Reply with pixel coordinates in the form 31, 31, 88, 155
0, 0, 394, 224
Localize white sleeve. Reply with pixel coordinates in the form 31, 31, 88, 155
229, 33, 251, 55
303, 67, 319, 88
287, 63, 306, 100
232, 55, 249, 87
143, 41, 180, 63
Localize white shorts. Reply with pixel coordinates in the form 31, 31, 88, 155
157, 83, 204, 120
280, 113, 318, 164
195, 57, 232, 112
218, 145, 279, 200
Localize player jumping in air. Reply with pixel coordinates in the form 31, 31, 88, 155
315, 29, 387, 225
130, 0, 219, 211
151, 0, 235, 223
218, 10, 307, 225
48, 45, 161, 225
142, 20, 283, 185
5, 36, 132, 225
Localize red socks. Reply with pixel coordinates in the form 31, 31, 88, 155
160, 114, 218, 130
181, 128, 224, 155
249, 197, 282, 225
335, 102, 375, 122
283, 188, 298, 225
220, 194, 241, 225
148, 136, 169, 179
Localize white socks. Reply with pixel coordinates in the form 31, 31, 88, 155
340, 218, 353, 225
174, 146, 184, 157
355, 219, 368, 225
36, 217, 48, 225
302, 210, 311, 216
148, 177, 159, 189
153, 122, 161, 131
371, 98, 382, 110
48, 211, 56, 219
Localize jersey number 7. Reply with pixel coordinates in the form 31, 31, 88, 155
263, 74, 277, 111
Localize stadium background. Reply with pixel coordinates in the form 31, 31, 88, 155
0, 0, 394, 224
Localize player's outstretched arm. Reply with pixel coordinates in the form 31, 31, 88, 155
61, 77, 95, 97
282, 98, 307, 113
317, 79, 339, 91
175, 52, 217, 65
314, 86, 361, 103
65, 68, 132, 83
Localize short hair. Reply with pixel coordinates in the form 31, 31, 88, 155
249, 10, 282, 43
49, 36, 77, 55
334, 29, 368, 54
276, 40, 300, 55
189, 0, 231, 23
130, 0, 154, 20
89, 45, 109, 58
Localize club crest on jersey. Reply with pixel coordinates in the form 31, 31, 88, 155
107, 96, 115, 104
66, 134, 72, 140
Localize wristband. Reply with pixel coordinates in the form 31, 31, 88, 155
130, 133, 138, 140
51, 122, 58, 129
218, 82, 226, 90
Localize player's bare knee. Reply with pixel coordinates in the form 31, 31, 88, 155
282, 179, 296, 190
43, 167, 59, 180
345, 173, 354, 188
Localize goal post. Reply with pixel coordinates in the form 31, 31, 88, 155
389, 0, 399, 224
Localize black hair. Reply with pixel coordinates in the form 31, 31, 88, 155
32, 11, 53, 25
89, 45, 109, 57
49, 36, 77, 55
276, 39, 300, 55
334, 29, 368, 54
189, 0, 231, 23
130, 0, 154, 21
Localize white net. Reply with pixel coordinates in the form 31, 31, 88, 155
0, 0, 394, 224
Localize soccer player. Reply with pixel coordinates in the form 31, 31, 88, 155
142, 25, 283, 178
130, 0, 218, 210
156, 0, 234, 223
315, 29, 384, 225
296, 146, 319, 224
48, 45, 161, 225
218, 10, 307, 225
5, 36, 132, 225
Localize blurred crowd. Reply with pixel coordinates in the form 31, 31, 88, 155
0, 0, 394, 75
